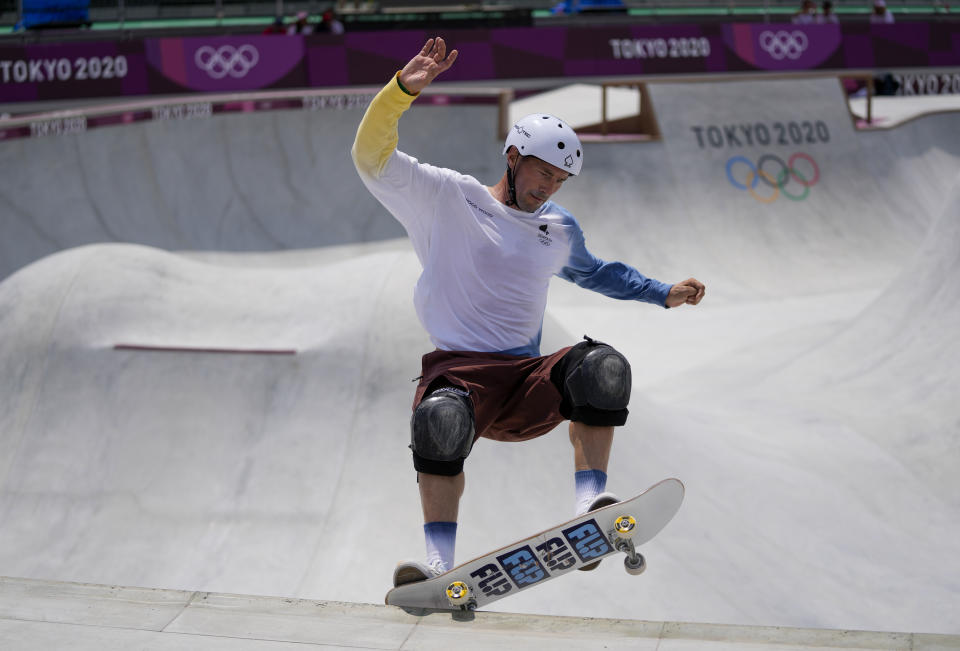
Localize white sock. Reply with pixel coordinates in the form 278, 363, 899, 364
575, 469, 607, 515
424, 521, 457, 571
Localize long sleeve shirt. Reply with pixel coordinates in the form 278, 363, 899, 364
352, 74, 672, 358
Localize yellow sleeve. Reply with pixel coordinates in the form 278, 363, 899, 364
351, 72, 419, 179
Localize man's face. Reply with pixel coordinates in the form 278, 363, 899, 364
508, 150, 571, 212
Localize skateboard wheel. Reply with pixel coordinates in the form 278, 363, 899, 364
445, 581, 470, 605
624, 552, 646, 575
614, 515, 637, 538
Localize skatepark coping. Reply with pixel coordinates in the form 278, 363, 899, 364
1, 576, 958, 651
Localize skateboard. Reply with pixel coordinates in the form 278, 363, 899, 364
385, 477, 684, 611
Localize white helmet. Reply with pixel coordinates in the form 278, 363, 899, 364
503, 114, 583, 176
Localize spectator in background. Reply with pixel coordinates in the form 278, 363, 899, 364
287, 11, 314, 34
818, 1, 839, 23
318, 9, 345, 34
263, 16, 286, 34
792, 0, 818, 23
870, 0, 895, 23
551, 0, 624, 14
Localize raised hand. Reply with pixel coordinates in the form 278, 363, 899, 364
398, 37, 459, 95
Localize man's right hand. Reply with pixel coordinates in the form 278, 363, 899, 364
398, 37, 458, 95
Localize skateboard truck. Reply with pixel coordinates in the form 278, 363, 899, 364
445, 580, 476, 610
612, 515, 647, 575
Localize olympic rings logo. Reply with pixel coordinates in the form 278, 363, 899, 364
725, 153, 820, 203
758, 30, 809, 60
194, 45, 260, 79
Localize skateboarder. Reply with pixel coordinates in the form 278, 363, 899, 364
352, 37, 705, 588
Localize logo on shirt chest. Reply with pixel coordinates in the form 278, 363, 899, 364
538, 223, 553, 247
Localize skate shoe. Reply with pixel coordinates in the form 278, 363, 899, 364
578, 491, 621, 571
392, 558, 447, 588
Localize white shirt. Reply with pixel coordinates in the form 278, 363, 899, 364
353, 78, 671, 357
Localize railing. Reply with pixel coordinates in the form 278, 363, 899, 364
0, 71, 897, 143
2, 0, 954, 31
0, 83, 516, 140
587, 73, 883, 139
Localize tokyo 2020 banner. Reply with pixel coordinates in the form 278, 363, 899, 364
2, 22, 960, 103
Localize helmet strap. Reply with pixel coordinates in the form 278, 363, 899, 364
505, 156, 521, 207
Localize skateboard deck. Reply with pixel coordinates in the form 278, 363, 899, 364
385, 477, 684, 611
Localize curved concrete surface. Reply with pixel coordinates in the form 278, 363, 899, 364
0, 101, 504, 280
0, 78, 958, 637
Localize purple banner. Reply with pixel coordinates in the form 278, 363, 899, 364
724, 24, 844, 70
2, 22, 960, 104
144, 36, 307, 92
0, 40, 147, 103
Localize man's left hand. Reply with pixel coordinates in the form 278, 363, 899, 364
666, 278, 705, 308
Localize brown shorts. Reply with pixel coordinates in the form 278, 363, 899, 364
412, 347, 573, 444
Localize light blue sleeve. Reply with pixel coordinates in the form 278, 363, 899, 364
554, 207, 673, 307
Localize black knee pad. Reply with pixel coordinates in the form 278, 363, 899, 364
410, 387, 475, 476
551, 337, 631, 427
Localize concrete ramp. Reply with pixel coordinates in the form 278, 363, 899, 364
0, 101, 504, 280
0, 76, 959, 637
0, 241, 430, 597
556, 78, 957, 297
